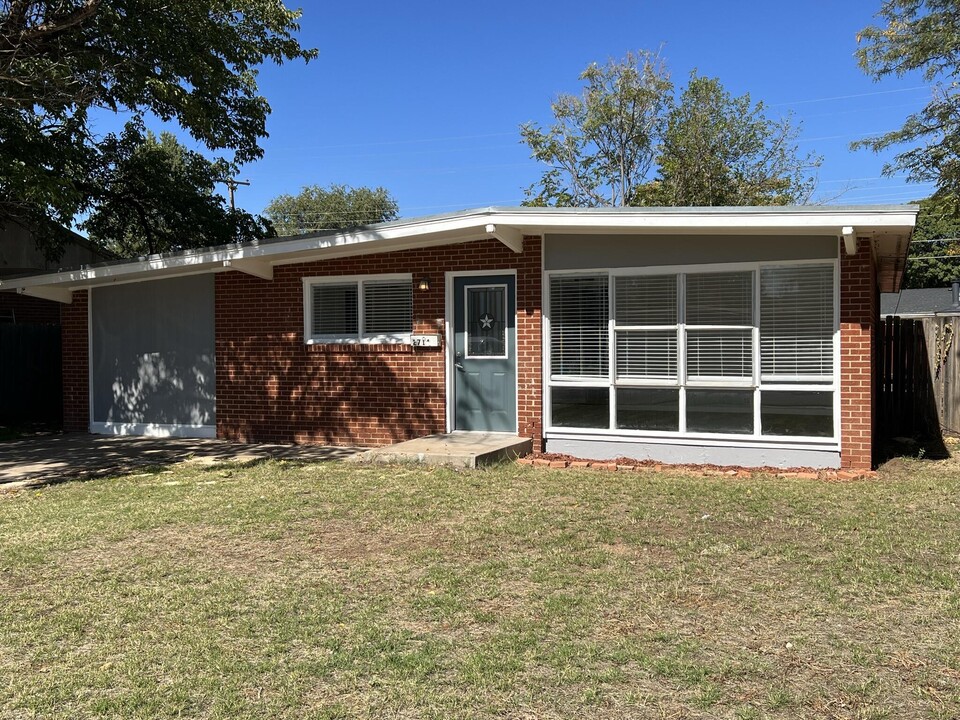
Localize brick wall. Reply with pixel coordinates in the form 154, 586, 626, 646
61, 289, 89, 432
839, 238, 877, 471
215, 237, 543, 448
0, 292, 61, 324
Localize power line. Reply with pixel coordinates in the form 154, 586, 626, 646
769, 85, 929, 107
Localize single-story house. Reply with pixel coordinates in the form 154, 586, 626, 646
881, 283, 960, 318
0, 205, 918, 471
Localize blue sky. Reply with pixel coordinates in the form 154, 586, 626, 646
127, 0, 937, 223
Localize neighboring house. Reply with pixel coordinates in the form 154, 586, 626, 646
881, 284, 960, 318
0, 220, 113, 324
1, 205, 917, 471
0, 221, 114, 426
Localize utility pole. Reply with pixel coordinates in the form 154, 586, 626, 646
224, 178, 251, 210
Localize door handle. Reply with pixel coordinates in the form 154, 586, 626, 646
455, 351, 464, 371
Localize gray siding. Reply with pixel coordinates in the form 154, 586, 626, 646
91, 275, 215, 428
544, 234, 838, 271
546, 437, 840, 469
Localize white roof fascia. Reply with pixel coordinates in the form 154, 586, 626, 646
491, 208, 918, 233
0, 206, 917, 299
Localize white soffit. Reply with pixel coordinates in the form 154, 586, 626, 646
0, 206, 918, 301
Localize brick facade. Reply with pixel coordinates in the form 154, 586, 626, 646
839, 238, 877, 471
214, 237, 543, 449
61, 289, 89, 432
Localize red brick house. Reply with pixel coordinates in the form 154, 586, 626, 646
1, 206, 917, 470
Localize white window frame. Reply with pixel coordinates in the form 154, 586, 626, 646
543, 258, 840, 446
302, 273, 413, 345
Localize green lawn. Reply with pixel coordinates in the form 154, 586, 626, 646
1, 453, 959, 719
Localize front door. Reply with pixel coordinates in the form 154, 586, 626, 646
453, 274, 517, 432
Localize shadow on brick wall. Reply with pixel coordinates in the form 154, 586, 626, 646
217, 340, 445, 446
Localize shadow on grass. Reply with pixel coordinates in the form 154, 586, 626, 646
875, 433, 953, 468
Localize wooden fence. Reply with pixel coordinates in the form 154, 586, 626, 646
878, 315, 960, 442
0, 323, 62, 426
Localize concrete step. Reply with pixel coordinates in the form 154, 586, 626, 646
353, 432, 532, 469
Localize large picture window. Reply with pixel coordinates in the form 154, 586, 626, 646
303, 274, 413, 344
547, 262, 837, 440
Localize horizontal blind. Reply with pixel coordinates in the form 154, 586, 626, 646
550, 274, 609, 379
686, 271, 753, 325
616, 330, 678, 380
312, 284, 358, 336
686, 329, 753, 379
615, 275, 677, 325
363, 280, 412, 335
760, 265, 834, 379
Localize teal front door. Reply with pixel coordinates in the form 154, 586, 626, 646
453, 274, 517, 432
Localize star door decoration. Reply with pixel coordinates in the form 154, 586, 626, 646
479, 312, 495, 330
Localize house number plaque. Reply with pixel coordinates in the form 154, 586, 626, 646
411, 334, 441, 347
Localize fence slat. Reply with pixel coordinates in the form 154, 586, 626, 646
878, 315, 960, 441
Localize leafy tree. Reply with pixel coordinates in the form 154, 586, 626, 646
901, 197, 960, 287
0, 0, 315, 258
264, 184, 400, 236
854, 0, 960, 202
83, 128, 273, 257
636, 73, 820, 206
521, 54, 818, 208
520, 50, 672, 207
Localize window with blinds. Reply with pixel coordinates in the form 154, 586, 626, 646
550, 274, 608, 379
311, 284, 358, 337
546, 260, 838, 440
305, 275, 412, 343
363, 281, 413, 337
760, 265, 834, 381
614, 275, 677, 381
685, 272, 754, 382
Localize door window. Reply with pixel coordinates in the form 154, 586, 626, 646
465, 285, 507, 358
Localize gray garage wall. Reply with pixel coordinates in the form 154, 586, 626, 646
91, 275, 215, 432
544, 234, 838, 270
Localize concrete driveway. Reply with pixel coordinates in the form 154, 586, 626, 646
0, 433, 364, 489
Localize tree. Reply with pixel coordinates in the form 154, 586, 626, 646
520, 50, 673, 207
854, 0, 960, 202
637, 73, 820, 206
520, 54, 818, 209
0, 0, 315, 257
264, 184, 400, 236
82, 128, 273, 257
901, 196, 960, 287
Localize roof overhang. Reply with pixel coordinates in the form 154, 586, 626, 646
0, 205, 918, 302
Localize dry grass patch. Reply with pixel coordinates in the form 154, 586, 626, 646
0, 454, 958, 719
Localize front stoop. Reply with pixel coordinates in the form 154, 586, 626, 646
353, 432, 532, 469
